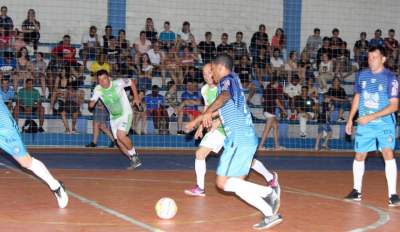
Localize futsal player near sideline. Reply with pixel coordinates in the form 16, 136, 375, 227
0, 95, 68, 208
345, 46, 400, 206
189, 55, 282, 230
89, 70, 142, 169
185, 63, 279, 197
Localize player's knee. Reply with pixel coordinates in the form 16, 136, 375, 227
216, 177, 227, 190
195, 149, 207, 160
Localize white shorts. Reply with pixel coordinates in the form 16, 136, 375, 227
110, 114, 133, 138
263, 112, 276, 119
199, 129, 226, 153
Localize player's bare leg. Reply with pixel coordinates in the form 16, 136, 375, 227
116, 130, 141, 169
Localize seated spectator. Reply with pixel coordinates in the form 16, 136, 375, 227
55, 81, 82, 134
294, 86, 316, 137
354, 32, 369, 69
164, 45, 182, 85
249, 24, 268, 60
165, 80, 180, 117
119, 55, 138, 79
80, 25, 100, 68
0, 25, 12, 54
329, 28, 343, 62
285, 51, 298, 82
46, 51, 64, 94
104, 37, 121, 76
90, 53, 110, 86
305, 77, 318, 104
270, 48, 284, 79
384, 29, 399, 60
0, 78, 14, 110
11, 31, 26, 53
85, 100, 115, 148
284, 74, 302, 120
177, 79, 201, 134
253, 46, 269, 82
131, 90, 146, 135
147, 41, 165, 83
117, 29, 130, 57
317, 52, 334, 91
198, 32, 216, 64
144, 17, 158, 43
316, 37, 332, 68
133, 31, 151, 64
21, 9, 40, 52
15, 47, 34, 90
231, 31, 248, 65
217, 33, 232, 55
0, 51, 16, 86
336, 41, 351, 79
298, 51, 313, 81
271, 28, 286, 59
0, 6, 13, 36
52, 35, 82, 73
145, 85, 169, 134
159, 21, 176, 50
13, 78, 44, 132
138, 53, 153, 90
177, 21, 195, 49
326, 77, 348, 122
305, 28, 322, 60
315, 101, 332, 150
234, 55, 256, 105
370, 29, 384, 47
102, 25, 114, 49
31, 52, 47, 96
259, 77, 287, 151
180, 46, 197, 77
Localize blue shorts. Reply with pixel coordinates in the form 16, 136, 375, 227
217, 139, 257, 177
355, 124, 396, 153
318, 124, 332, 134
0, 116, 28, 158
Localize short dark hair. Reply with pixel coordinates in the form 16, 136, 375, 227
140, 30, 146, 36
205, 31, 212, 37
213, 54, 234, 71
151, 85, 159, 91
360, 32, 366, 36
63, 34, 71, 40
332, 28, 339, 34
167, 80, 175, 90
183, 21, 190, 26
1, 6, 7, 11
105, 25, 112, 29
322, 36, 330, 42
368, 46, 386, 57
236, 31, 243, 36
96, 69, 109, 77
301, 86, 309, 91
37, 52, 44, 57
164, 21, 170, 25
314, 28, 320, 33
90, 25, 97, 31
259, 24, 266, 30
375, 29, 382, 34
389, 29, 395, 33
222, 33, 228, 37
25, 78, 33, 84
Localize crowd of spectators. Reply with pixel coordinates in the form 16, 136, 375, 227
1, 5, 400, 149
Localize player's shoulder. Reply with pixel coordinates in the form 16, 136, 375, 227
201, 84, 208, 93
93, 85, 102, 93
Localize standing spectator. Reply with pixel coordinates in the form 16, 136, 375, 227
370, 29, 384, 47
131, 90, 146, 135
117, 29, 130, 56
253, 46, 269, 81
326, 77, 348, 122
165, 80, 180, 116
0, 78, 14, 110
145, 85, 169, 134
144, 17, 158, 43
85, 101, 115, 148
305, 28, 322, 60
133, 31, 151, 64
31, 52, 47, 97
315, 101, 332, 150
102, 25, 114, 49
198, 32, 216, 64
316, 37, 332, 67
13, 79, 45, 132
177, 79, 201, 134
177, 21, 195, 49
104, 37, 121, 76
58, 81, 81, 134
271, 28, 286, 59
80, 26, 100, 68
317, 53, 334, 91
90, 53, 110, 85
159, 21, 176, 50
249, 24, 268, 60
234, 55, 256, 105
384, 29, 399, 61
217, 33, 232, 55
259, 78, 287, 150
21, 9, 40, 52
0, 6, 13, 36
330, 28, 343, 61
294, 86, 316, 137
230, 31, 248, 64
284, 74, 302, 120
354, 32, 369, 69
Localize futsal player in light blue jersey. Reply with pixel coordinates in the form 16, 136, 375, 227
189, 55, 282, 230
345, 46, 400, 206
0, 95, 68, 208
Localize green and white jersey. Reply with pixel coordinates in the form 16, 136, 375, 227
201, 84, 225, 135
91, 78, 133, 120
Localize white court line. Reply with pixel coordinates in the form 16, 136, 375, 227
0, 162, 163, 232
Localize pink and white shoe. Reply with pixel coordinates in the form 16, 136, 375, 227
269, 172, 281, 203
184, 186, 206, 197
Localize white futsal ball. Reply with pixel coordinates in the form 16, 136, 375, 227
155, 197, 178, 219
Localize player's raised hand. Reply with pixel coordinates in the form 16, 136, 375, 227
345, 120, 353, 135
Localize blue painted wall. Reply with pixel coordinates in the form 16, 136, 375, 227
107, 0, 126, 34
283, 0, 302, 53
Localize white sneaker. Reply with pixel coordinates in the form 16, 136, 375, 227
53, 181, 69, 208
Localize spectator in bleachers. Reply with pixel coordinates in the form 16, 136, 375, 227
316, 37, 332, 68
131, 89, 146, 135
369, 29, 384, 47
31, 52, 47, 96
177, 79, 201, 134
284, 74, 302, 120
384, 29, 399, 61
230, 31, 248, 65
86, 100, 115, 147
46, 49, 64, 95
253, 46, 269, 82
354, 32, 369, 69
145, 85, 169, 134
315, 100, 332, 150
52, 35, 82, 74
144, 17, 158, 43
57, 81, 81, 134
117, 29, 130, 57
14, 78, 44, 132
305, 77, 318, 102
177, 21, 195, 49
147, 41, 165, 83
104, 37, 121, 76
164, 45, 182, 85
0, 51, 16, 86
21, 9, 40, 53
326, 77, 348, 122
180, 46, 198, 77
249, 24, 268, 61
0, 26, 12, 54
119, 55, 138, 79
294, 86, 316, 137
270, 48, 284, 79
15, 47, 34, 90
133, 31, 151, 65
0, 6, 13, 36
271, 28, 286, 59
285, 51, 298, 82
159, 21, 176, 51
258, 77, 287, 151
90, 53, 110, 85
80, 25, 100, 68
138, 53, 153, 90
298, 50, 313, 81
305, 28, 322, 60
217, 33, 232, 55
336, 41, 351, 79
12, 31, 26, 52
234, 55, 256, 105
198, 32, 216, 64
165, 80, 180, 117
102, 25, 114, 49
317, 52, 333, 91
330, 28, 343, 62
0, 78, 14, 110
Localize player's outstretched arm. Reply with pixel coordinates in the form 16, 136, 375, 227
202, 91, 230, 128
345, 93, 360, 135
130, 79, 140, 106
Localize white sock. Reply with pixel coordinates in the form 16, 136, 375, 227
353, 160, 365, 193
251, 159, 274, 182
385, 159, 397, 197
195, 159, 206, 190
224, 178, 273, 217
28, 158, 60, 191
128, 147, 136, 156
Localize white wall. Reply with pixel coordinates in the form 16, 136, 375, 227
126, 0, 283, 46
301, 0, 400, 52
2, 0, 107, 44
